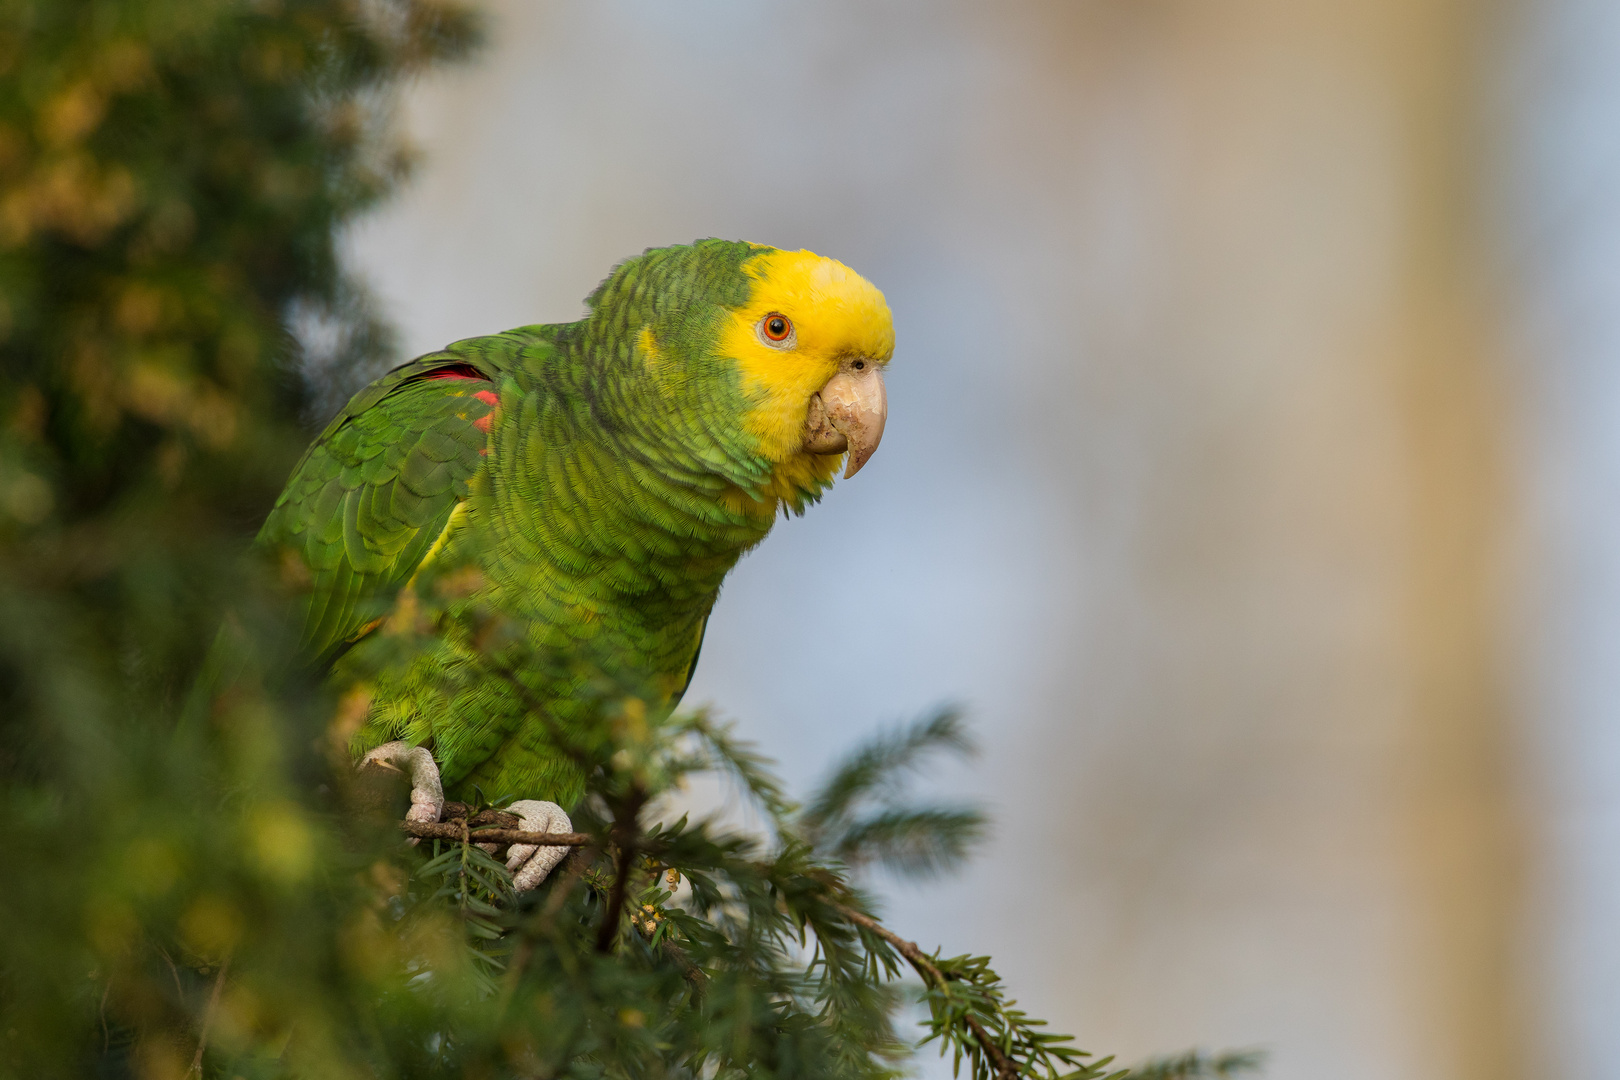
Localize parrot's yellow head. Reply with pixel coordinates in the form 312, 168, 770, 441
591, 239, 893, 510
719, 247, 893, 496
722, 249, 893, 454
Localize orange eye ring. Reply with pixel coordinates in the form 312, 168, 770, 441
761, 313, 793, 342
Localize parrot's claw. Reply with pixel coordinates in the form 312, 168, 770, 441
500, 800, 574, 891
360, 741, 445, 837
357, 743, 569, 891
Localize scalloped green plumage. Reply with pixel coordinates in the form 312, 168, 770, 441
258, 239, 892, 806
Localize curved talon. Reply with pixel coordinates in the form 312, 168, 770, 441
357, 744, 567, 889
360, 741, 445, 835
504, 800, 573, 891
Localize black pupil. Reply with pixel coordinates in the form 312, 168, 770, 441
769, 318, 785, 336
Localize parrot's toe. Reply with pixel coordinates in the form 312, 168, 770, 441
504, 799, 573, 891
360, 741, 445, 835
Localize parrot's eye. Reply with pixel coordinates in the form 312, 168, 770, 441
758, 313, 795, 347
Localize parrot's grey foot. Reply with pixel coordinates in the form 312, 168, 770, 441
359, 741, 445, 835
357, 743, 567, 890
501, 800, 573, 891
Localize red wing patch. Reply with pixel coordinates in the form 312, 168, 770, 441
473, 389, 498, 433
414, 363, 488, 382
400, 361, 497, 440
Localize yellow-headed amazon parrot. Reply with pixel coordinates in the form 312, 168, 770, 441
257, 239, 892, 886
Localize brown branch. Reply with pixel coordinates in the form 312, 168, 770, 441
833, 903, 1017, 1080
596, 787, 647, 953
402, 820, 592, 847
661, 939, 708, 997
597, 839, 635, 953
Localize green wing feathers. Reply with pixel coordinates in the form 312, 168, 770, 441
259, 356, 503, 665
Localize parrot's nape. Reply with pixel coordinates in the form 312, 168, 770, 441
257, 239, 894, 888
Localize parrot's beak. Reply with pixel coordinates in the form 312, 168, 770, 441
802, 362, 887, 477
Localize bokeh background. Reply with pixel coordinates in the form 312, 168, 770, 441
334, 2, 1617, 1077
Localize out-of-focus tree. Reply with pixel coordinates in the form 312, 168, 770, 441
0, 0, 481, 1073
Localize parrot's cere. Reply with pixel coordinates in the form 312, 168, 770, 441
258, 240, 893, 883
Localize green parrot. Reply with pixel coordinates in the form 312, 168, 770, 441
258, 239, 892, 887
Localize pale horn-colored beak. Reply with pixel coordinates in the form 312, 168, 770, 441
801, 361, 887, 478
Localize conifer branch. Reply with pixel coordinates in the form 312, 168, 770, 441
1129, 1049, 1264, 1079
383, 708, 1126, 1080
832, 902, 1018, 1080
498, 848, 594, 1011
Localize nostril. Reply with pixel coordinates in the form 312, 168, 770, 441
852, 360, 865, 371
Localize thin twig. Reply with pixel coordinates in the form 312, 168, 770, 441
188, 954, 231, 1077
833, 903, 1018, 1080
157, 946, 184, 1002
99, 979, 110, 1053
661, 940, 708, 997
402, 820, 592, 846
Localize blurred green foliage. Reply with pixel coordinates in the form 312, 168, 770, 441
1128, 1052, 1265, 1080
0, 0, 477, 750
0, 0, 483, 1074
